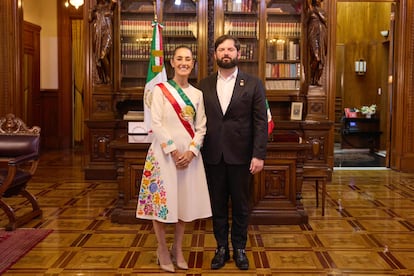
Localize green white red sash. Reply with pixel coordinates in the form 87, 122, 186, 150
157, 80, 195, 138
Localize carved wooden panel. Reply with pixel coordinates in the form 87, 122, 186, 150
91, 94, 115, 119
304, 133, 328, 163
91, 132, 113, 161
306, 87, 328, 120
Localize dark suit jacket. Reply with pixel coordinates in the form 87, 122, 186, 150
199, 70, 268, 165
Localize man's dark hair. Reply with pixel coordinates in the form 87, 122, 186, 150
214, 35, 241, 51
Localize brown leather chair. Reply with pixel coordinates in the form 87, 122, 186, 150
0, 113, 42, 231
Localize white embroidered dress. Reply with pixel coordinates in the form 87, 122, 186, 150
136, 82, 212, 223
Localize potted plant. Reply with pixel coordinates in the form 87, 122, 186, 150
359, 104, 377, 118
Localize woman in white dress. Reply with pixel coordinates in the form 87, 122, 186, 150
136, 46, 212, 272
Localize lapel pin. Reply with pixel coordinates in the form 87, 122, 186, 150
240, 79, 245, 87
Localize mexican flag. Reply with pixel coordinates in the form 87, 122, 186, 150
143, 21, 167, 133
266, 99, 275, 136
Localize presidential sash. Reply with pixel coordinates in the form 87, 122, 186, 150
157, 81, 195, 138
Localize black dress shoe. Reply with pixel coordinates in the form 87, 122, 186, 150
233, 249, 249, 270
211, 246, 230, 270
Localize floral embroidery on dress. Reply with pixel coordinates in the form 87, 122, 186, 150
137, 147, 168, 220
190, 140, 201, 150
161, 139, 174, 149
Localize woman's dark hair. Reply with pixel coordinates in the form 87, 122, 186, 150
214, 35, 241, 51
172, 45, 194, 58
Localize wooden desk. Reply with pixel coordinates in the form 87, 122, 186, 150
250, 142, 311, 224
341, 117, 382, 151
110, 136, 310, 225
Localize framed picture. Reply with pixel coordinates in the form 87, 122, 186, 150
290, 102, 303, 120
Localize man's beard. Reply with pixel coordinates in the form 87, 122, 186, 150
217, 56, 238, 69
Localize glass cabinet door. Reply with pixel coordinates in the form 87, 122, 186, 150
119, 0, 155, 90
223, 0, 259, 76
119, 0, 205, 90
265, 0, 302, 95
161, 0, 199, 85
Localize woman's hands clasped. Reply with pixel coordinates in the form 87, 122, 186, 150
171, 150, 195, 169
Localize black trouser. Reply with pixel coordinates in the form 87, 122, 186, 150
205, 158, 251, 250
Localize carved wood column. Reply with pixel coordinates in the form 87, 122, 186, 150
0, 0, 23, 116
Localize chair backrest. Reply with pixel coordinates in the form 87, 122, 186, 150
0, 113, 41, 157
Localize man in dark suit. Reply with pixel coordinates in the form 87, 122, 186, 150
199, 35, 268, 270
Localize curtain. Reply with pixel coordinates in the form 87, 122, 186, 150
72, 20, 85, 143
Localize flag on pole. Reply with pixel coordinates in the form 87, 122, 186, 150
143, 20, 168, 133
266, 99, 275, 136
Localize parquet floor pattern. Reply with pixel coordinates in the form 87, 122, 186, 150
1, 149, 414, 275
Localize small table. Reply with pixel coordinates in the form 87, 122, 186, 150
341, 117, 382, 151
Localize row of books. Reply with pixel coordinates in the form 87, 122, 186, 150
162, 21, 197, 37
267, 40, 300, 60
225, 21, 257, 37
120, 20, 152, 37
265, 80, 300, 90
120, 20, 299, 39
267, 22, 301, 37
265, 63, 300, 78
121, 42, 198, 60
238, 43, 256, 60
120, 20, 197, 37
163, 43, 198, 59
121, 42, 151, 59
225, 0, 254, 12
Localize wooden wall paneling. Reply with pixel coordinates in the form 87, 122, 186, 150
331, 0, 414, 172
0, 0, 23, 116
197, 0, 208, 80
23, 21, 41, 128
257, 0, 266, 82
378, 39, 390, 152
213, 0, 224, 39
326, 0, 337, 164
390, 0, 402, 169
57, 0, 83, 149
84, 0, 94, 163
390, 1, 414, 172
392, 0, 414, 171
383, 3, 396, 167
58, 1, 73, 149
336, 2, 391, 114
40, 89, 60, 149
389, 0, 403, 170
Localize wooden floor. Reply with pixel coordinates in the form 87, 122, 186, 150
2, 149, 414, 275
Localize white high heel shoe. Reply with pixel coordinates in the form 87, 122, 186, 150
170, 245, 189, 270
157, 250, 175, 273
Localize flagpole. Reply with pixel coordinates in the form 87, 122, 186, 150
143, 0, 167, 135
153, 0, 157, 22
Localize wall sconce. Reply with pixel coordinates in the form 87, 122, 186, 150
380, 30, 389, 39
355, 59, 367, 75
65, 0, 84, 9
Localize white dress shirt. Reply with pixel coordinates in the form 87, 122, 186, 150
217, 68, 238, 114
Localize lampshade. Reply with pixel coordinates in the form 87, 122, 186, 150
69, 0, 84, 9
355, 59, 367, 75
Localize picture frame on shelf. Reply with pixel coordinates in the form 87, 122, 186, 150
290, 102, 303, 120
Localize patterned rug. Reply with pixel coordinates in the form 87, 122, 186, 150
0, 228, 53, 274
334, 152, 385, 167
